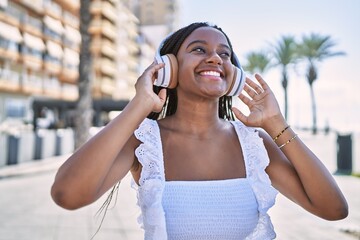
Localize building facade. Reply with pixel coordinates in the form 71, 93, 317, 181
0, 0, 178, 166
0, 0, 146, 125
121, 0, 179, 48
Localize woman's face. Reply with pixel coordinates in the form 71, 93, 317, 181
176, 27, 234, 98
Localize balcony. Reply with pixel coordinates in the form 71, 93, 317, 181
21, 14, 43, 37
0, 68, 21, 93
44, 40, 63, 74
54, 0, 79, 17
63, 25, 81, 49
62, 9, 79, 29
43, 76, 61, 98
0, 22, 22, 61
43, 0, 62, 20
59, 68, 78, 84
21, 54, 43, 71
13, 0, 44, 15
90, 0, 117, 23
91, 37, 116, 59
89, 18, 117, 40
61, 83, 78, 101
100, 77, 116, 95
93, 58, 117, 77
21, 33, 45, 70
59, 48, 79, 83
43, 15, 64, 33
22, 74, 43, 95
0, 2, 21, 27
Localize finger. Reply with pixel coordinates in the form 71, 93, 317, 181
254, 73, 270, 91
246, 77, 264, 94
142, 62, 165, 80
231, 107, 249, 125
239, 93, 252, 106
158, 88, 167, 104
243, 84, 258, 99
154, 88, 167, 113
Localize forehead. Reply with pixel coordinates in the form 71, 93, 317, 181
182, 26, 230, 47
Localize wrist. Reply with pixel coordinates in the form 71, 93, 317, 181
261, 114, 288, 138
131, 94, 155, 115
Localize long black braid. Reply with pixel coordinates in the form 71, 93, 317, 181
148, 22, 238, 121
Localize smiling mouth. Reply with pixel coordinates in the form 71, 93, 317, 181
199, 71, 221, 77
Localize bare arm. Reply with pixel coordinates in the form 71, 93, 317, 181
51, 62, 166, 210
232, 74, 348, 220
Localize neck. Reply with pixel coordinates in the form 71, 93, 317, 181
168, 95, 224, 136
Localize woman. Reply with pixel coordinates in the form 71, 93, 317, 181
51, 22, 348, 239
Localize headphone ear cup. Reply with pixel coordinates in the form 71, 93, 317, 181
153, 54, 178, 89
226, 65, 246, 96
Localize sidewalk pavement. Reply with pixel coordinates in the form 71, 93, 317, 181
0, 135, 359, 240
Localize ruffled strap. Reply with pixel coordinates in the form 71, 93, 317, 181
231, 121, 278, 240
133, 118, 167, 240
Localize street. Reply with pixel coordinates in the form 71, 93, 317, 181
0, 164, 359, 239
0, 131, 360, 240
0, 168, 144, 240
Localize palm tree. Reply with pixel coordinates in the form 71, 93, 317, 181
271, 35, 298, 121
243, 51, 272, 75
297, 33, 345, 134
74, 0, 93, 149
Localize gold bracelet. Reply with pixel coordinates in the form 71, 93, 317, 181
278, 134, 298, 149
273, 125, 290, 142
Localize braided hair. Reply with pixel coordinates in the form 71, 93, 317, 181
148, 22, 237, 121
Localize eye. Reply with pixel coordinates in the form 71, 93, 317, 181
219, 51, 231, 59
191, 47, 205, 53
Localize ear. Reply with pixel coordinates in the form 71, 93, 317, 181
154, 54, 178, 89
225, 65, 246, 96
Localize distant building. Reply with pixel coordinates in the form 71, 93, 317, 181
0, 0, 146, 127
121, 0, 179, 48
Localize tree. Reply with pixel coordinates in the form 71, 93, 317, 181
243, 51, 272, 74
74, 0, 93, 149
297, 33, 345, 134
271, 35, 298, 121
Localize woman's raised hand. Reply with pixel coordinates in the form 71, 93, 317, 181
232, 74, 284, 130
134, 61, 167, 113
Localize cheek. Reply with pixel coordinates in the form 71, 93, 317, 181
177, 60, 193, 84
225, 64, 235, 84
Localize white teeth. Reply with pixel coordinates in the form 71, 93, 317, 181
200, 71, 220, 77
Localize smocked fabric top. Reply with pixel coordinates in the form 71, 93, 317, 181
132, 118, 278, 240
162, 178, 258, 239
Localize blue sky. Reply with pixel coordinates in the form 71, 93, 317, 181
178, 0, 360, 133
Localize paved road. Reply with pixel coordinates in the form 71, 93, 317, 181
0, 132, 359, 239
0, 161, 359, 240
0, 165, 143, 240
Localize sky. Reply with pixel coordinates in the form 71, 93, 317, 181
177, 0, 360, 134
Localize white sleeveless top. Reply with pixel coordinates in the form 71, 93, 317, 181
132, 118, 278, 240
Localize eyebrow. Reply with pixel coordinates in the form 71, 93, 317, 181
186, 40, 231, 51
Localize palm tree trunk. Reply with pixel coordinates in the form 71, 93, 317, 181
281, 71, 288, 120
309, 83, 317, 134
74, 0, 93, 149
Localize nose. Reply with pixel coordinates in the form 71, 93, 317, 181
206, 51, 223, 65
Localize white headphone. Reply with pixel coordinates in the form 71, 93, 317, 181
154, 37, 246, 96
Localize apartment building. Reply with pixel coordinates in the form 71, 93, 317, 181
0, 0, 146, 124
0, 0, 154, 166
121, 0, 179, 47
0, 0, 80, 125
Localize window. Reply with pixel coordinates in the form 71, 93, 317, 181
5, 98, 26, 118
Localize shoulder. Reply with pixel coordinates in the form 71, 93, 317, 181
135, 118, 159, 138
